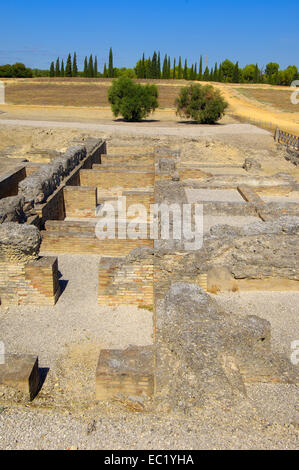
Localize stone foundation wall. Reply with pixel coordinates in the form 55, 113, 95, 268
41, 229, 154, 255
98, 249, 154, 307
0, 223, 60, 306
80, 169, 155, 190
64, 186, 97, 218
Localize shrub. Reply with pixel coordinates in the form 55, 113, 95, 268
108, 77, 159, 121
175, 84, 228, 124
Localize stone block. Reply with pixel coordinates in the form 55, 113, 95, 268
96, 347, 155, 401
0, 354, 40, 400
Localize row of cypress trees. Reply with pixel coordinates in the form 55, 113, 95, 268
135, 52, 260, 83
49, 49, 114, 78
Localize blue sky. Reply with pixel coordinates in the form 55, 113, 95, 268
1, 0, 298, 71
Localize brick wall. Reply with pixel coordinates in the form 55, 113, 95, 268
64, 186, 97, 218
33, 140, 106, 226
0, 256, 60, 306
80, 169, 155, 190
98, 253, 154, 307
41, 228, 154, 255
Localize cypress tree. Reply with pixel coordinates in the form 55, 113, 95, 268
203, 66, 210, 81
65, 53, 72, 77
108, 48, 114, 78
199, 55, 203, 80
61, 59, 65, 77
254, 63, 259, 83
84, 57, 88, 77
55, 58, 60, 77
214, 63, 218, 81
194, 63, 197, 80
167, 56, 171, 79
178, 57, 182, 79
173, 58, 176, 79
94, 56, 98, 77
50, 61, 55, 77
72, 52, 78, 77
183, 59, 188, 80
141, 53, 146, 78
103, 63, 107, 77
233, 62, 239, 83
162, 55, 168, 79
88, 55, 94, 77
151, 51, 157, 78
218, 64, 224, 82
157, 52, 161, 79
190, 64, 194, 80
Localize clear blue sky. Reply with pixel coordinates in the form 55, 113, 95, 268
1, 0, 298, 71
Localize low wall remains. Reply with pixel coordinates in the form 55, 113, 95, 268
80, 168, 155, 190
0, 223, 59, 306
98, 248, 154, 307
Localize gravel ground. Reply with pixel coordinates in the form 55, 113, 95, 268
0, 119, 269, 138
0, 284, 298, 449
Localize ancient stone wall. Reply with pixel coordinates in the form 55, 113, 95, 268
98, 248, 154, 307
80, 168, 155, 190
0, 223, 59, 306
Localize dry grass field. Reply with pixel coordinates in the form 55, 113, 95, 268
4, 78, 183, 109
236, 87, 299, 113
1, 78, 299, 135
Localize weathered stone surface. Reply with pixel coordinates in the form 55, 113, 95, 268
0, 354, 40, 401
158, 158, 176, 173
19, 145, 87, 205
155, 283, 298, 412
96, 347, 155, 401
243, 158, 262, 172
154, 216, 299, 298
0, 196, 25, 224
0, 223, 41, 263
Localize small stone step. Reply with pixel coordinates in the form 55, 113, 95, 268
0, 354, 40, 400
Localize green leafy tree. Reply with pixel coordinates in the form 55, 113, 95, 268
50, 61, 55, 77
108, 76, 159, 121
243, 64, 257, 83
108, 48, 114, 77
221, 59, 235, 82
175, 84, 228, 124
265, 62, 279, 84
72, 52, 78, 77
173, 58, 176, 79
65, 53, 72, 77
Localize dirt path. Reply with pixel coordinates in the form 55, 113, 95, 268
0, 117, 269, 138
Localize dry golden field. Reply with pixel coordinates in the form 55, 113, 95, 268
1, 77, 299, 135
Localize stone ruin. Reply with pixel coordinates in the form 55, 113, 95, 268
0, 139, 298, 409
